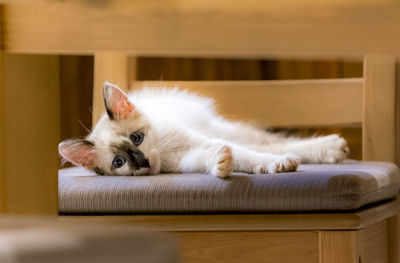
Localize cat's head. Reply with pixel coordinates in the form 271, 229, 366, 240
59, 82, 157, 176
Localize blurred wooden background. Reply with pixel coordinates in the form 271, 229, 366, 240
60, 56, 363, 160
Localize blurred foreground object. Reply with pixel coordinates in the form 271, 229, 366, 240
0, 217, 178, 263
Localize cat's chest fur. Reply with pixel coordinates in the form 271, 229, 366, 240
131, 89, 221, 172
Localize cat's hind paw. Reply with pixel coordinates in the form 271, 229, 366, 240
255, 153, 300, 174
213, 145, 233, 178
317, 134, 349, 163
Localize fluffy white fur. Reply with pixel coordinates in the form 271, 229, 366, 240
59, 82, 349, 178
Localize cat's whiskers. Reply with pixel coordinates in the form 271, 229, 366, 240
152, 139, 175, 150
158, 143, 189, 153
78, 119, 91, 133
153, 134, 179, 148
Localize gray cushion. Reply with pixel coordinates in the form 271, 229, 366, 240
59, 160, 400, 213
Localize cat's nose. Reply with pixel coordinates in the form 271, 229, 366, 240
127, 149, 150, 169
138, 158, 150, 168
133, 151, 149, 168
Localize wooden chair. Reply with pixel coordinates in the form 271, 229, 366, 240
0, 1, 399, 262
0, 217, 178, 263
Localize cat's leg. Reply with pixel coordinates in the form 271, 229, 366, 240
205, 118, 288, 145
148, 149, 161, 175
201, 118, 349, 164
179, 140, 300, 177
204, 119, 349, 163
227, 143, 300, 174
179, 144, 234, 177
257, 134, 349, 163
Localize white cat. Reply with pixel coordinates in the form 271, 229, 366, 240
59, 82, 349, 178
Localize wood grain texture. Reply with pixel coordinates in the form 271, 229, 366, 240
132, 79, 363, 127
0, 51, 5, 213
178, 231, 319, 263
362, 220, 388, 263
3, 1, 400, 57
59, 56, 93, 140
319, 230, 362, 263
93, 53, 134, 126
0, 54, 59, 214
0, 217, 179, 263
136, 58, 362, 81
356, 198, 400, 229
61, 213, 362, 232
388, 215, 399, 263
60, 197, 400, 232
363, 55, 396, 162
0, 5, 5, 214
396, 60, 400, 166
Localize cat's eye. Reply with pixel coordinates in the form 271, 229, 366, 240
130, 131, 144, 146
112, 156, 126, 168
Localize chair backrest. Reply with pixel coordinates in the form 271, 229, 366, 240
128, 56, 398, 165
131, 79, 362, 127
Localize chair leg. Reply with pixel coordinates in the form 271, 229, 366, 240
0, 52, 4, 213
396, 61, 400, 166
93, 52, 136, 126
319, 230, 363, 263
388, 214, 400, 263
363, 54, 397, 163
0, 53, 59, 214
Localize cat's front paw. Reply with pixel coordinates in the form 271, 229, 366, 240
317, 134, 349, 163
255, 153, 300, 174
212, 145, 233, 178
148, 149, 161, 175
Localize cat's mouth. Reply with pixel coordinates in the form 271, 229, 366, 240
128, 150, 160, 176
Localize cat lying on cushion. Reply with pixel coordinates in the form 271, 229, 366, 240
59, 82, 349, 177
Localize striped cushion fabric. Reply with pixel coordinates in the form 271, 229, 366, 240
59, 160, 400, 213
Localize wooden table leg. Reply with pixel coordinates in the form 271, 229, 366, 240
0, 53, 59, 215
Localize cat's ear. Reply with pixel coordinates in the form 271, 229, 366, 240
58, 139, 97, 169
103, 82, 135, 121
